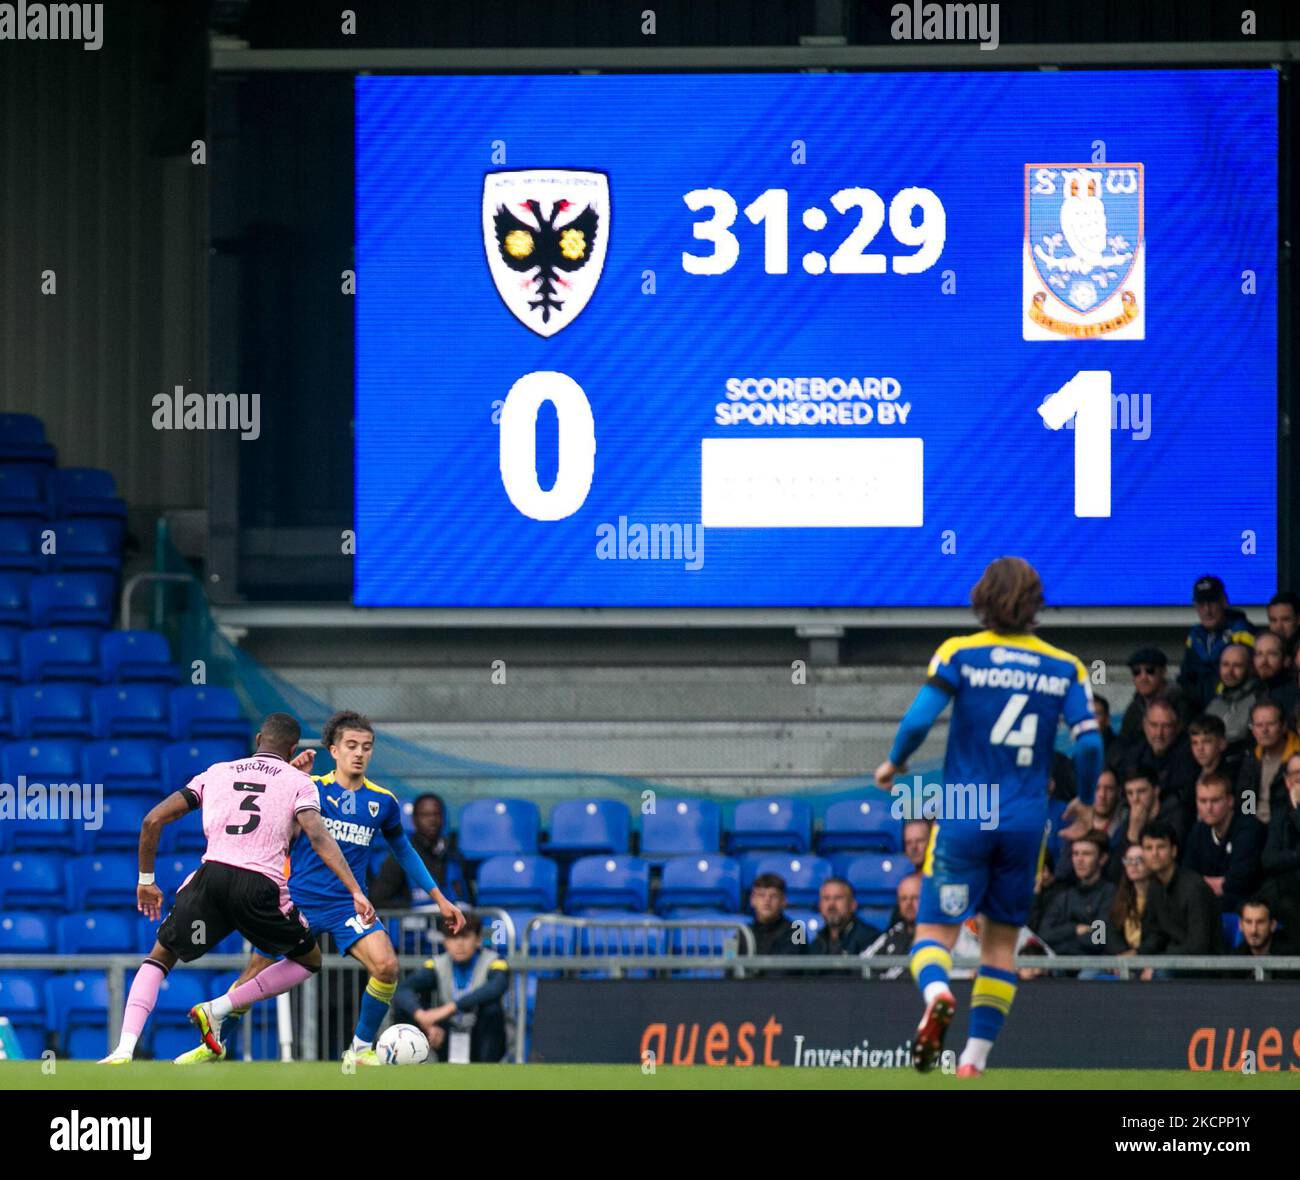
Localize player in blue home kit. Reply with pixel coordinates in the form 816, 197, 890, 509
177, 710, 466, 1065
874, 557, 1105, 1076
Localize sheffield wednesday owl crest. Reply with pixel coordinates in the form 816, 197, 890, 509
1023, 163, 1144, 340
483, 169, 609, 337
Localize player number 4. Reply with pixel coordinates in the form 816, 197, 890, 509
990, 693, 1037, 767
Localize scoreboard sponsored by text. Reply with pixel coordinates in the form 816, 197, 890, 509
354, 70, 1278, 607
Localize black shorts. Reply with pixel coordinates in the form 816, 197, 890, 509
157, 861, 317, 964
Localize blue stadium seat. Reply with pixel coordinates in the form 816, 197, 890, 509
155, 854, 200, 901
523, 915, 579, 957
98, 630, 178, 684
0, 467, 52, 522
0, 573, 31, 625
28, 573, 115, 628
20, 627, 102, 683
45, 972, 110, 1059
727, 798, 812, 853
149, 969, 210, 1060
639, 798, 721, 861
82, 739, 164, 795
91, 685, 171, 739
656, 855, 741, 915
475, 855, 559, 910
0, 970, 48, 1056
0, 739, 82, 850
545, 798, 630, 856
787, 908, 826, 947
843, 853, 912, 907
80, 795, 153, 853
168, 685, 247, 742
0, 519, 40, 574
46, 519, 123, 575
856, 904, 895, 931
0, 912, 55, 952
10, 682, 93, 738
579, 920, 668, 957
48, 468, 127, 522
57, 911, 138, 954
666, 914, 749, 956
0, 625, 20, 682
0, 852, 67, 909
66, 853, 138, 910
564, 855, 650, 913
457, 798, 540, 862
161, 739, 247, 793
747, 854, 833, 908
818, 798, 901, 854
1222, 912, 1243, 949
0, 413, 56, 465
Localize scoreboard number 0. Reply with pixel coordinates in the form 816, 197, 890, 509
499, 370, 596, 521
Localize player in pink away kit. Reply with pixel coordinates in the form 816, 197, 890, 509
99, 712, 374, 1063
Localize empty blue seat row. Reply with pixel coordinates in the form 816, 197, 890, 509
472, 851, 913, 914
0, 684, 244, 740
0, 519, 123, 576
455, 795, 902, 861
0, 573, 116, 628
0, 464, 126, 522
0, 627, 177, 684
0, 854, 206, 914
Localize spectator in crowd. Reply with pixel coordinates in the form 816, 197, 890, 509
1119, 649, 1189, 743
1092, 692, 1117, 759
861, 873, 921, 978
1109, 844, 1151, 955
742, 873, 806, 955
1235, 698, 1300, 827
1121, 767, 1158, 853
391, 914, 509, 1062
1035, 832, 1116, 959
1253, 630, 1299, 726
1234, 897, 1298, 966
1108, 697, 1199, 809
1182, 772, 1266, 915
902, 819, 931, 871
809, 877, 879, 955
1178, 575, 1255, 711
370, 792, 470, 908
1187, 714, 1243, 814
1260, 751, 1300, 931
1138, 819, 1226, 974
1204, 644, 1261, 751
1058, 768, 1127, 884
1266, 590, 1300, 662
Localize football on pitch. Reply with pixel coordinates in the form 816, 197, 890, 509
376, 1024, 430, 1065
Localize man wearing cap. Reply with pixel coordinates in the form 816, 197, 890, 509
1178, 575, 1255, 711
1119, 648, 1190, 743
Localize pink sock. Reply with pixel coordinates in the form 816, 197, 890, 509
117, 959, 167, 1053
224, 959, 313, 1010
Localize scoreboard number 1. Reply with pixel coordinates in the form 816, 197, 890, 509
1038, 370, 1112, 519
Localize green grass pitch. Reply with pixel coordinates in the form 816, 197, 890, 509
0, 1062, 1293, 1090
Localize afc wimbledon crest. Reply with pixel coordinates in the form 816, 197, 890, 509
1023, 164, 1144, 341
483, 169, 609, 337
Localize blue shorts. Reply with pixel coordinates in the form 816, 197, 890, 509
917, 823, 1047, 927
254, 898, 386, 960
